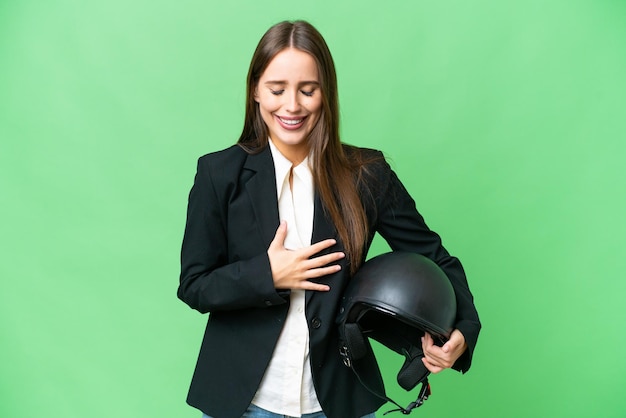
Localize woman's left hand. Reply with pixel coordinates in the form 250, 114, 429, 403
421, 329, 467, 374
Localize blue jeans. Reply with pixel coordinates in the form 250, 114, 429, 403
202, 403, 376, 418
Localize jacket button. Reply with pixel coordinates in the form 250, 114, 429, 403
311, 318, 322, 329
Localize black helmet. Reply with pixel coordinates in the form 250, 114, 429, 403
337, 251, 457, 414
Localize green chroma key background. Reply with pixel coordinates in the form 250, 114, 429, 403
1, 1, 624, 417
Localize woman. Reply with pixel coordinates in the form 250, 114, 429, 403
178, 20, 480, 418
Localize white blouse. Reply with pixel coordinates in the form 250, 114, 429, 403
252, 139, 321, 415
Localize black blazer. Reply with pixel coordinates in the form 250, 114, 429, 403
178, 144, 481, 418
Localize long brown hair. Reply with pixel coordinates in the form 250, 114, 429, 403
238, 20, 372, 274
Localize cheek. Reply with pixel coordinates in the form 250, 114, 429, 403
302, 94, 322, 110
258, 107, 275, 127
307, 99, 323, 120
258, 102, 281, 129
258, 94, 281, 113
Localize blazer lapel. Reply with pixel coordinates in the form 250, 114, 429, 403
243, 146, 281, 248
244, 147, 340, 250
311, 193, 338, 244
307, 194, 345, 304
243, 147, 344, 305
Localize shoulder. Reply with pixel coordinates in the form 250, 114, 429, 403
342, 143, 392, 181
198, 144, 248, 168
194, 144, 273, 195
196, 144, 263, 179
342, 143, 383, 160
191, 145, 251, 194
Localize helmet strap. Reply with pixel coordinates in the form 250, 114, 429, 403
339, 335, 432, 415
383, 380, 431, 415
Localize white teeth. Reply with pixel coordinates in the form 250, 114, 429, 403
279, 117, 303, 125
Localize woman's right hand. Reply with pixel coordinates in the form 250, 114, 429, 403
267, 221, 344, 291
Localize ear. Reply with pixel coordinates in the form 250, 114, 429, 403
253, 85, 260, 103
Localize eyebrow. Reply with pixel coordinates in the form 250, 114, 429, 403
264, 80, 320, 87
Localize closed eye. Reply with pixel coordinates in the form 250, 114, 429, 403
270, 89, 315, 97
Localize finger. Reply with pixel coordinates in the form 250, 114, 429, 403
298, 280, 331, 292
303, 251, 345, 269
422, 334, 448, 364
422, 335, 438, 361
303, 264, 342, 279
443, 330, 459, 349
423, 349, 448, 370
442, 329, 466, 355
422, 357, 444, 374
425, 332, 449, 355
269, 221, 288, 250
422, 333, 434, 350
425, 346, 456, 370
307, 238, 338, 254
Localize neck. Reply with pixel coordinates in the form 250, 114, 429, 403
270, 139, 309, 166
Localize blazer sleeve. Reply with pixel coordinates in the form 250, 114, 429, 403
177, 156, 287, 314
368, 155, 481, 373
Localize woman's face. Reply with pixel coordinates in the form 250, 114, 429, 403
254, 48, 322, 164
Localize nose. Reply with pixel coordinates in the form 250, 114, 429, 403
284, 90, 301, 113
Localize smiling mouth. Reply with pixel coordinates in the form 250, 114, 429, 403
277, 116, 306, 125
276, 115, 307, 129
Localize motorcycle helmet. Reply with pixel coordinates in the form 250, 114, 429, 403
337, 251, 457, 413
